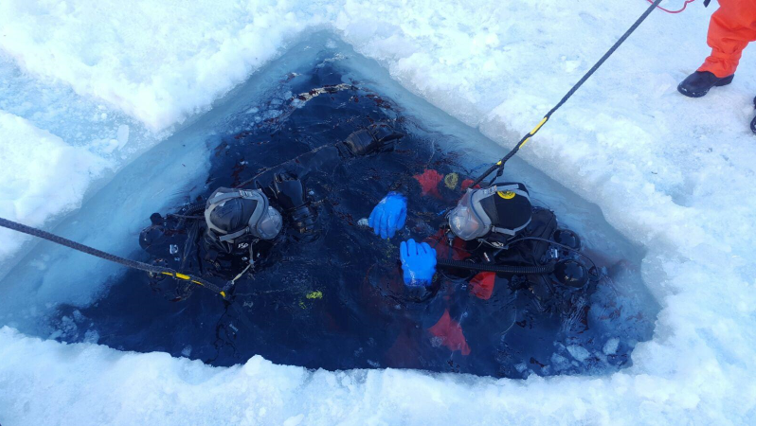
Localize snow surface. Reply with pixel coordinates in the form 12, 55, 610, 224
0, 0, 755, 425
0, 111, 111, 261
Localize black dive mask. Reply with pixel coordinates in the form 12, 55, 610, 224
447, 183, 532, 243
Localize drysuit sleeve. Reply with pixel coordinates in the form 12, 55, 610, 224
249, 123, 406, 238
252, 144, 344, 188
249, 145, 343, 238
139, 213, 195, 262
249, 121, 404, 189
139, 213, 206, 301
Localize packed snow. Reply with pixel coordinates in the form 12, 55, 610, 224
0, 0, 755, 425
0, 111, 111, 261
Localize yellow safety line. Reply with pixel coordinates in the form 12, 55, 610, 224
518, 117, 548, 149
530, 117, 548, 135
161, 271, 225, 296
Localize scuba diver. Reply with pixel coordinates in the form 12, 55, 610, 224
139, 122, 403, 301
367, 170, 597, 360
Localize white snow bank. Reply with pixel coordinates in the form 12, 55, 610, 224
0, 0, 755, 425
0, 111, 111, 261
0, 326, 739, 425
0, 0, 330, 131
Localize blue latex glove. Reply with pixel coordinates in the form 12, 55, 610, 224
368, 192, 407, 239
400, 239, 437, 286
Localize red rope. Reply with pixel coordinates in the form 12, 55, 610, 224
647, 0, 695, 14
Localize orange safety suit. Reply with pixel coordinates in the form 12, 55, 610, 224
697, 0, 756, 78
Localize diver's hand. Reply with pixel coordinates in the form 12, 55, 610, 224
368, 123, 403, 146
343, 123, 403, 156
368, 192, 407, 239
400, 239, 437, 286
270, 173, 307, 211
270, 173, 317, 236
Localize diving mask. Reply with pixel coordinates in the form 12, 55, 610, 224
447, 183, 532, 242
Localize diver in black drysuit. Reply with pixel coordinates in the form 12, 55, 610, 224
139, 122, 403, 301
363, 165, 599, 372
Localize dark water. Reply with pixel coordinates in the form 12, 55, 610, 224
52, 55, 654, 378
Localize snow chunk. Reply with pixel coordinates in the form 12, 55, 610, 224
603, 338, 620, 356
116, 125, 130, 150
284, 414, 305, 426
567, 345, 591, 362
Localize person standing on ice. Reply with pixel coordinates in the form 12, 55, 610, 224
677, 0, 756, 131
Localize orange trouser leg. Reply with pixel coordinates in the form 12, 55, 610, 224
697, 0, 756, 78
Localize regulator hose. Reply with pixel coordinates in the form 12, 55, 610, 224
436, 258, 555, 274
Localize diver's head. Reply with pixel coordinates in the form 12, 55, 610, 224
447, 183, 532, 245
204, 188, 283, 246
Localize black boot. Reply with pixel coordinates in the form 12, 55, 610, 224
678, 71, 734, 98
752, 97, 756, 134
